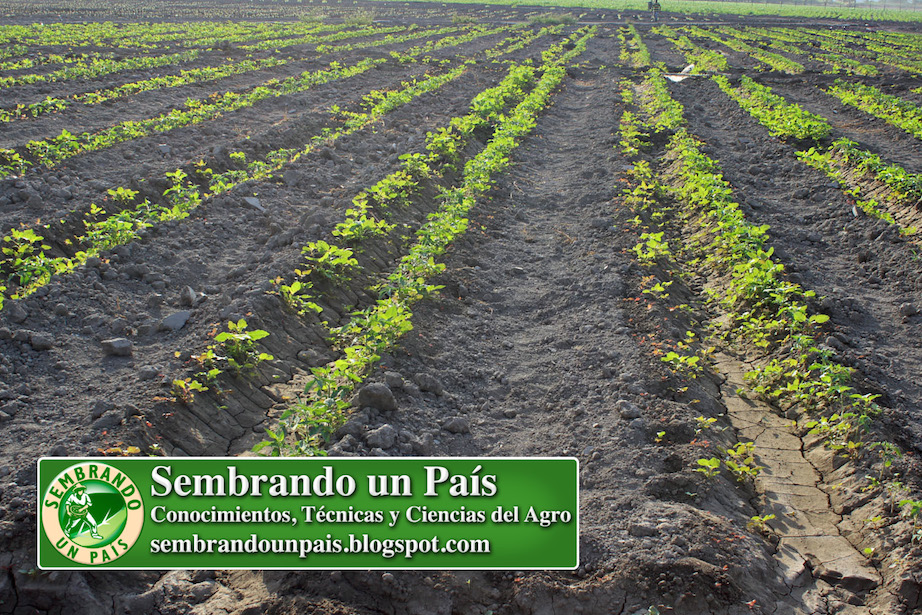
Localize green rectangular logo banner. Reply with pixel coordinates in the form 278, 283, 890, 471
38, 457, 578, 570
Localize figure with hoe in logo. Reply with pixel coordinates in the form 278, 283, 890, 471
64, 483, 102, 539
651, 0, 661, 21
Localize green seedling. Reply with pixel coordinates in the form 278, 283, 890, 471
171, 378, 207, 405
214, 319, 273, 373
302, 240, 359, 282
633, 231, 671, 265
695, 457, 721, 479
2, 228, 52, 287
886, 478, 908, 514
107, 186, 139, 204
899, 498, 922, 540
747, 513, 776, 534
272, 275, 323, 316
642, 279, 673, 299
869, 441, 903, 481
695, 416, 718, 435
723, 441, 761, 482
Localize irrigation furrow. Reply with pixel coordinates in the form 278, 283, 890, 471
0, 26, 393, 124
0, 24, 524, 173
0, 26, 562, 300
714, 355, 886, 608
616, 58, 921, 610
0, 55, 509, 462
764, 77, 922, 174
670, 76, 922, 449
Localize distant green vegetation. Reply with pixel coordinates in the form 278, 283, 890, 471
374, 0, 922, 22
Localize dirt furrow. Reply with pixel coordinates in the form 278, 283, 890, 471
0, 60, 511, 464
715, 355, 891, 613
0, 29, 553, 238
761, 74, 922, 174
0, 27, 514, 148
668, 77, 922, 452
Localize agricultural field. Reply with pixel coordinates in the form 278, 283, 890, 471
2, 0, 922, 613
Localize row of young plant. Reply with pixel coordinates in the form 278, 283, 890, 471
617, 69, 768, 486
827, 79, 922, 141
796, 143, 917, 236
681, 26, 803, 74
313, 25, 459, 55
260, 27, 597, 456
0, 25, 568, 314
0, 56, 288, 124
799, 27, 922, 75
0, 50, 111, 73
713, 75, 922, 234
651, 25, 728, 73
0, 48, 202, 89
727, 26, 880, 76
296, 28, 577, 258
715, 26, 818, 68
186, 22, 350, 52
382, 24, 511, 62
0, 26, 553, 306
0, 22, 504, 128
0, 23, 515, 175
0, 23, 403, 91
0, 44, 28, 61
618, 73, 922, 533
277, 48, 560, 317
699, 78, 922, 511
235, 23, 395, 52
0, 19, 323, 51
167, 30, 578, 412
711, 75, 829, 141
0, 62, 475, 310
484, 23, 561, 59
759, 27, 878, 76
232, 63, 542, 408
0, 25, 467, 169
0, 22, 345, 69
864, 29, 922, 52
0, 56, 388, 177
618, 67, 684, 157
755, 26, 877, 75
618, 25, 652, 70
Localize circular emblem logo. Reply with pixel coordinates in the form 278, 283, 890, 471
42, 462, 144, 565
